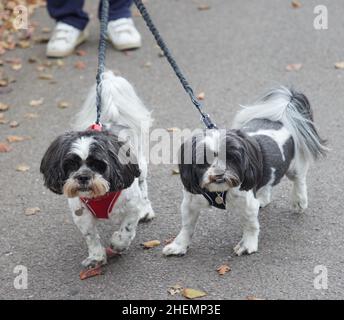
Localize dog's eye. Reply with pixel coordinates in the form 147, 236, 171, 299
88, 159, 107, 173
63, 159, 80, 174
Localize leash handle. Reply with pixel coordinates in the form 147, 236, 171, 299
133, 0, 217, 130
95, 0, 110, 125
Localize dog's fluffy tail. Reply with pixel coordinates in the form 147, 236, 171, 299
233, 86, 328, 162
72, 71, 152, 136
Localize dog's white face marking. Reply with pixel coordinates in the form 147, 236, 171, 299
247, 127, 291, 161
70, 137, 95, 160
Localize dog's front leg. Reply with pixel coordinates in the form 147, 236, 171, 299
229, 190, 260, 256
163, 191, 208, 256
110, 200, 141, 252
68, 198, 106, 268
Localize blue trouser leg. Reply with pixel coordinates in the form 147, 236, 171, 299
99, 0, 133, 21
47, 0, 89, 31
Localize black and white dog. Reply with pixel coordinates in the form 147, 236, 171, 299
163, 87, 327, 257
40, 71, 155, 268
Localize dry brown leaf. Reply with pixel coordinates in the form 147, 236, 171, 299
286, 63, 302, 71
58, 101, 70, 109
9, 121, 19, 128
172, 168, 180, 175
182, 288, 207, 299
18, 40, 31, 49
166, 127, 180, 133
198, 4, 211, 11
38, 73, 53, 80
30, 98, 44, 107
291, 0, 302, 8
0, 142, 11, 153
28, 56, 39, 63
334, 62, 344, 69
7, 135, 30, 143
25, 113, 39, 119
76, 50, 87, 56
16, 164, 30, 172
25, 207, 40, 215
75, 61, 86, 70
142, 240, 161, 249
11, 63, 22, 71
197, 92, 205, 100
246, 295, 265, 300
33, 35, 50, 44
217, 264, 231, 275
0, 103, 9, 111
167, 284, 183, 296
80, 266, 103, 280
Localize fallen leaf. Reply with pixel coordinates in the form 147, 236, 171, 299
33, 35, 50, 44
246, 295, 265, 300
198, 4, 211, 11
11, 63, 22, 71
75, 61, 86, 70
0, 142, 11, 153
167, 284, 183, 296
9, 121, 19, 128
16, 164, 30, 172
0, 103, 9, 111
143, 61, 152, 68
166, 127, 180, 133
217, 264, 231, 275
25, 207, 40, 215
334, 62, 344, 69
56, 59, 64, 67
30, 98, 44, 107
7, 135, 30, 143
106, 247, 121, 258
197, 92, 205, 100
58, 101, 70, 109
182, 288, 207, 299
172, 168, 180, 175
18, 40, 31, 49
25, 113, 39, 119
286, 63, 302, 71
36, 65, 45, 72
38, 73, 53, 80
291, 0, 302, 8
42, 27, 51, 33
142, 240, 161, 249
28, 56, 39, 63
80, 266, 103, 280
76, 50, 87, 56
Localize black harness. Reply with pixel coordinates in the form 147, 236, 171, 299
201, 190, 228, 210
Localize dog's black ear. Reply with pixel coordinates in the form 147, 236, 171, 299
178, 137, 204, 194
235, 130, 263, 191
40, 132, 75, 194
106, 133, 141, 191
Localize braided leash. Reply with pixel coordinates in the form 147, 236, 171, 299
133, 0, 217, 129
95, 0, 110, 126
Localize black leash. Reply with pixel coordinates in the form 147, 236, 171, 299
95, 0, 110, 125
133, 0, 217, 129
96, 0, 217, 129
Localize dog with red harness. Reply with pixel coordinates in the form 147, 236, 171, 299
40, 71, 155, 268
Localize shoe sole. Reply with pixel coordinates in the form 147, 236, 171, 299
111, 40, 142, 51
46, 31, 89, 58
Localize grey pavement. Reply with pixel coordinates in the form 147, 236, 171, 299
1, 0, 344, 300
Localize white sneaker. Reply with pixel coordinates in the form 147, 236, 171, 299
46, 22, 88, 58
107, 18, 142, 51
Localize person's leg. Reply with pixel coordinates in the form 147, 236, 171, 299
47, 0, 89, 31
98, 0, 132, 21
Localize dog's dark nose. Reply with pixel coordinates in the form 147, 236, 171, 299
76, 174, 90, 184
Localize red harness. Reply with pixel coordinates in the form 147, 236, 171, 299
79, 123, 122, 219
80, 191, 122, 219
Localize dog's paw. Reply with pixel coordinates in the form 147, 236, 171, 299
139, 209, 155, 222
110, 232, 131, 252
81, 254, 107, 269
234, 236, 258, 256
292, 199, 308, 214
163, 242, 187, 256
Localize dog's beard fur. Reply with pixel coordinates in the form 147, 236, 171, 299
63, 174, 110, 198
200, 169, 240, 192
